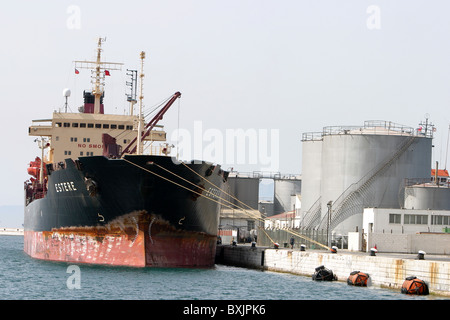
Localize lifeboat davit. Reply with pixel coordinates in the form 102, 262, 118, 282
401, 276, 429, 295
347, 271, 370, 286
312, 265, 337, 281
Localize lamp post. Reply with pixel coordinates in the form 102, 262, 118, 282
327, 201, 332, 248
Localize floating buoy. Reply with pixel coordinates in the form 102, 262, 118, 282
312, 265, 337, 281
401, 276, 429, 295
347, 271, 370, 287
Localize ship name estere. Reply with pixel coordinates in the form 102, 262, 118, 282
55, 181, 77, 193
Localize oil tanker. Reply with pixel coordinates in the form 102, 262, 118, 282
24, 38, 228, 267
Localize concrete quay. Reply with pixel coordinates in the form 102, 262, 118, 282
0, 228, 24, 236
215, 244, 450, 297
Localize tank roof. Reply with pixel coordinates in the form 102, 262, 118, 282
302, 120, 433, 141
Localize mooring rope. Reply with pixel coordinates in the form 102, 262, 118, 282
122, 157, 331, 251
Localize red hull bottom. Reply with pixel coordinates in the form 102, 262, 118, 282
24, 212, 217, 268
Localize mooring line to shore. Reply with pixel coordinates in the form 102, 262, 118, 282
123, 158, 332, 251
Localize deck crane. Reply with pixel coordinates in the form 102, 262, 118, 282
120, 91, 181, 156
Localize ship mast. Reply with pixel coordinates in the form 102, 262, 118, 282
137, 51, 145, 155
74, 37, 123, 114
93, 38, 104, 114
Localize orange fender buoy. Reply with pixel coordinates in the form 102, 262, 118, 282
401, 276, 429, 295
347, 271, 370, 287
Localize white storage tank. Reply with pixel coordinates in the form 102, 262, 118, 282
273, 177, 302, 215
404, 185, 450, 210
301, 120, 433, 234
300, 133, 323, 227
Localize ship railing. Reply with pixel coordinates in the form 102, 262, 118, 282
34, 192, 46, 200
147, 145, 169, 156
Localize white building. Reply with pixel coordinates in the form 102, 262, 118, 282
348, 207, 450, 254
363, 208, 450, 234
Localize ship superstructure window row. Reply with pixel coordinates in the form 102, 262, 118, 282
55, 122, 133, 130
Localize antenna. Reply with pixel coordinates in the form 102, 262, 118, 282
63, 88, 71, 113
137, 51, 145, 155
418, 114, 435, 138
73, 37, 123, 114
126, 69, 137, 115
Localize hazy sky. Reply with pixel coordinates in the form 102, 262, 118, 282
1, 0, 450, 206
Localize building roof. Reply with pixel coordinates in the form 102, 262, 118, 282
266, 211, 295, 220
220, 208, 263, 220
431, 169, 449, 177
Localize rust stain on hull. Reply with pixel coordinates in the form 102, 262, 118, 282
24, 211, 217, 268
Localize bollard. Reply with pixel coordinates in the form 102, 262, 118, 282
417, 250, 426, 260
232, 240, 237, 246
370, 248, 377, 256
300, 244, 306, 251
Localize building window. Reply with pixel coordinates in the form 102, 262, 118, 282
70, 137, 78, 142
63, 122, 70, 127
64, 151, 72, 155
404, 214, 428, 225
83, 138, 91, 143
55, 122, 62, 127
87, 123, 94, 128
126, 125, 133, 130
103, 124, 110, 129
389, 214, 401, 224
72, 123, 79, 128
118, 125, 125, 130
80, 151, 84, 156
111, 124, 117, 129
80, 123, 86, 128
95, 123, 101, 128
431, 215, 450, 225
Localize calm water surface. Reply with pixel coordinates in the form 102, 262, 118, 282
0, 236, 443, 300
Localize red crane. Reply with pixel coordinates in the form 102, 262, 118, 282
120, 91, 181, 156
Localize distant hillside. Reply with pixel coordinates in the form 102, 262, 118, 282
0, 205, 24, 228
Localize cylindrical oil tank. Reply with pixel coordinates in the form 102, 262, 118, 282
225, 175, 260, 210
404, 186, 450, 210
320, 126, 432, 233
300, 133, 323, 217
273, 178, 302, 215
301, 121, 433, 235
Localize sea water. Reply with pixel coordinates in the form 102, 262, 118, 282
0, 236, 441, 301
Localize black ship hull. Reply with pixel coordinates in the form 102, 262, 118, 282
24, 155, 228, 267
